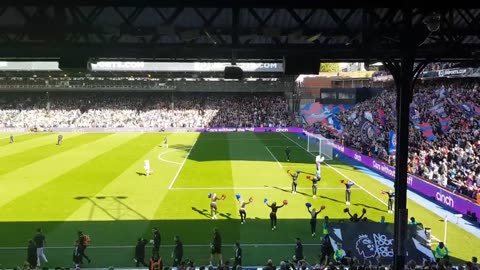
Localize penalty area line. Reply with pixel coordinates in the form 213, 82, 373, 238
280, 133, 388, 207
168, 139, 197, 190
264, 146, 282, 167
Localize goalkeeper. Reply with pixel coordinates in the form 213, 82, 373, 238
285, 147, 291, 161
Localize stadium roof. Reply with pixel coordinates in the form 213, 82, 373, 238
0, 1, 479, 68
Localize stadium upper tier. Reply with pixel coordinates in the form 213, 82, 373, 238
305, 80, 480, 202
0, 92, 292, 129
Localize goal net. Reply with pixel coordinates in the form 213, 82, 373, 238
305, 131, 334, 160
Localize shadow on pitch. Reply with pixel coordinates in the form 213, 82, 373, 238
136, 171, 147, 176
191, 206, 210, 218
319, 195, 344, 204
74, 196, 147, 220
265, 185, 310, 197
353, 203, 386, 213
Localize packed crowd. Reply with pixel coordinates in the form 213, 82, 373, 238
315, 80, 480, 202
0, 92, 291, 129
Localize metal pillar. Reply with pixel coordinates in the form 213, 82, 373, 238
382, 9, 428, 270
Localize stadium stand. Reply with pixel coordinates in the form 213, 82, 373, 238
0, 92, 292, 129
305, 80, 480, 203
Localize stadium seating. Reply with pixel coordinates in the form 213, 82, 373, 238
309, 81, 480, 202
0, 92, 292, 129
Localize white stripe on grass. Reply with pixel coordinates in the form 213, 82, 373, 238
264, 146, 282, 167
168, 139, 198, 190
279, 132, 444, 241
279, 132, 388, 207
157, 149, 190, 165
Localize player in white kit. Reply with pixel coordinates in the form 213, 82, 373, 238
144, 160, 153, 176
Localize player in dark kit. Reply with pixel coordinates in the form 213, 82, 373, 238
287, 170, 300, 194
265, 200, 287, 230
342, 180, 355, 205
163, 136, 168, 148
9, 134, 14, 144
27, 240, 37, 269
383, 190, 395, 214
285, 147, 291, 161
233, 242, 242, 269
172, 236, 183, 267
73, 240, 82, 269
134, 238, 148, 267
209, 228, 222, 266
306, 203, 326, 237
77, 231, 91, 264
151, 227, 161, 258
57, 134, 63, 145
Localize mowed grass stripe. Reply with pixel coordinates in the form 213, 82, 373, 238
0, 133, 160, 221
0, 133, 131, 215
0, 133, 102, 175
0, 133, 52, 145
65, 133, 196, 221
0, 133, 72, 158
173, 133, 234, 188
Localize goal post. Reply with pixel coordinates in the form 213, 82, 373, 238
305, 131, 334, 160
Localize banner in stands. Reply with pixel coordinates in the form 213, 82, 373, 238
330, 142, 480, 219
90, 61, 284, 73
0, 61, 60, 71
196, 127, 303, 133
328, 222, 435, 264
36, 127, 304, 133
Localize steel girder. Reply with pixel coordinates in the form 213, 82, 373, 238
0, 5, 478, 61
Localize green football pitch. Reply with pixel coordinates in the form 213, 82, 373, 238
0, 132, 477, 268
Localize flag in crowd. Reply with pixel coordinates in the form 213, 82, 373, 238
419, 122, 437, 141
377, 109, 386, 126
388, 130, 397, 155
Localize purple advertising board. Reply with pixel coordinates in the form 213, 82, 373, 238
330, 142, 480, 219
195, 127, 303, 133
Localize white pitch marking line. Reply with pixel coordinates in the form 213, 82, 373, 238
157, 149, 191, 165
168, 139, 198, 190
264, 146, 282, 167
170, 187, 360, 190
279, 133, 445, 240
0, 243, 329, 250
280, 132, 388, 207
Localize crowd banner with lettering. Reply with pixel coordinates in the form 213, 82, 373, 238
90, 61, 284, 73
328, 223, 435, 264
329, 142, 480, 218
21, 127, 304, 133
